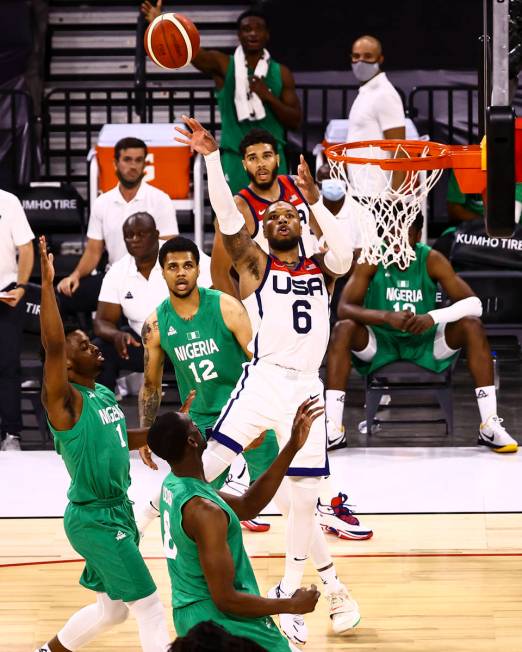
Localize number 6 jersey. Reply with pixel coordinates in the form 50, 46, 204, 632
243, 256, 330, 372
156, 288, 248, 431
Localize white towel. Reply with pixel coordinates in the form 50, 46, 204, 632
234, 45, 270, 122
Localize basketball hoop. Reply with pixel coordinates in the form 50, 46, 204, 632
325, 139, 485, 269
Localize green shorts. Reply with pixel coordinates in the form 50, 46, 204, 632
199, 418, 279, 490
221, 148, 288, 195
64, 497, 157, 602
352, 323, 459, 376
174, 599, 290, 651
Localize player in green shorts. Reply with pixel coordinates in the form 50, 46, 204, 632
147, 397, 323, 651
137, 236, 279, 535
34, 236, 172, 652
325, 213, 518, 453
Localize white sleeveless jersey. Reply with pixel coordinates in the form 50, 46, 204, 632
236, 175, 320, 258
243, 256, 330, 372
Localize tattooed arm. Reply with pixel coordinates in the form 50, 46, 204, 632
138, 311, 165, 469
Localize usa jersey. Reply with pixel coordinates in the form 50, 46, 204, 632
237, 175, 319, 257
243, 256, 330, 372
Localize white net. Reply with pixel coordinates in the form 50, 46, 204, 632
327, 142, 445, 270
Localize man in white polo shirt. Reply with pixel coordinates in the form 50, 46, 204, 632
0, 189, 35, 451
347, 35, 405, 195
57, 136, 178, 322
93, 212, 210, 392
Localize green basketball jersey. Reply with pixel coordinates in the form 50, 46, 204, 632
48, 383, 130, 505
364, 242, 437, 335
216, 57, 286, 154
160, 473, 260, 610
157, 288, 248, 431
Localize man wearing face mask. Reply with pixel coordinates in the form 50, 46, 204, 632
347, 35, 405, 194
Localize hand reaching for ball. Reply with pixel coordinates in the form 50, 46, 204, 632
175, 116, 219, 156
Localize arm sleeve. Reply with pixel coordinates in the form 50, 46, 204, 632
204, 151, 246, 235
428, 296, 483, 324
309, 197, 353, 274
97, 265, 119, 304
154, 192, 179, 236
377, 89, 405, 133
9, 195, 35, 246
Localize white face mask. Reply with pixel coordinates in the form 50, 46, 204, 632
321, 178, 346, 202
352, 60, 380, 83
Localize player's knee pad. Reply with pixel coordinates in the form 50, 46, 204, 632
126, 590, 165, 620
202, 439, 238, 482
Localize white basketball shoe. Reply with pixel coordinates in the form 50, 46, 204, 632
325, 584, 361, 634
326, 419, 346, 450
317, 493, 373, 540
478, 416, 518, 453
267, 583, 307, 645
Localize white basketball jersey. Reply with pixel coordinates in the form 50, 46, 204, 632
236, 175, 320, 258
243, 256, 330, 372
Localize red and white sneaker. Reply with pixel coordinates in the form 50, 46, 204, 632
317, 493, 373, 540
240, 518, 271, 532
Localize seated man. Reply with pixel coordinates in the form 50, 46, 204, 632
58, 136, 178, 324
93, 212, 210, 392
325, 213, 518, 453
147, 398, 322, 652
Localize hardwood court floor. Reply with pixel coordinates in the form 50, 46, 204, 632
2, 515, 522, 652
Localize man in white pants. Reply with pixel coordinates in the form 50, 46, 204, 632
176, 116, 360, 645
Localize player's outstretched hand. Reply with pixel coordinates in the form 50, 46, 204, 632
179, 389, 196, 414
295, 154, 320, 205
140, 0, 162, 23
174, 116, 219, 156
288, 585, 321, 614
289, 397, 324, 451
39, 235, 55, 286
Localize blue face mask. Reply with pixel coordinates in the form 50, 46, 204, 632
352, 60, 380, 83
321, 178, 346, 202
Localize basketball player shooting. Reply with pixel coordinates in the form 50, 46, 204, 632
175, 116, 360, 645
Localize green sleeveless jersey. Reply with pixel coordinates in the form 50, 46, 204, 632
216, 56, 286, 154
160, 473, 260, 609
157, 288, 248, 431
49, 383, 130, 505
365, 242, 437, 335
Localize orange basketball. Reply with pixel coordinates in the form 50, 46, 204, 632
144, 12, 200, 70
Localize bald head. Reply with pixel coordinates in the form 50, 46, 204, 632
122, 211, 159, 259
351, 35, 383, 63
123, 211, 157, 231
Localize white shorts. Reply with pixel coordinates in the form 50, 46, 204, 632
212, 360, 328, 476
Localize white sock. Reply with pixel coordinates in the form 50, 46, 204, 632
325, 390, 345, 427
136, 494, 161, 535
126, 591, 170, 652
57, 593, 128, 650
280, 477, 322, 594
318, 564, 342, 594
475, 385, 497, 423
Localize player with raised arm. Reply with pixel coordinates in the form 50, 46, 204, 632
35, 236, 172, 652
148, 399, 324, 652
175, 116, 360, 645
137, 236, 279, 534
326, 214, 518, 453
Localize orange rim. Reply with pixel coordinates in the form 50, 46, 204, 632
325, 139, 482, 171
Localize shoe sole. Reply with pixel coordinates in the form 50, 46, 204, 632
331, 614, 361, 635
477, 437, 518, 453
241, 521, 270, 532
327, 440, 347, 452
321, 524, 373, 540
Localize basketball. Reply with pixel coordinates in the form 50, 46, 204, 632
144, 12, 200, 70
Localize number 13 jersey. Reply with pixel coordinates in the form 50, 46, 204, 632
243, 256, 330, 372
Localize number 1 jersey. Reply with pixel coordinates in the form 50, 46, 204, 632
243, 256, 330, 372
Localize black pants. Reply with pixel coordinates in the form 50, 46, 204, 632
0, 287, 26, 434
93, 327, 144, 393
